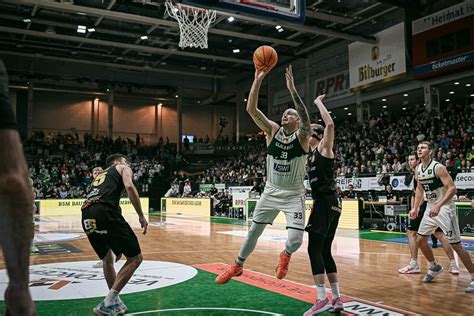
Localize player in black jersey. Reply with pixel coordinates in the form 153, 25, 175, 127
81, 154, 148, 315
304, 95, 343, 315
398, 152, 458, 275
0, 59, 35, 315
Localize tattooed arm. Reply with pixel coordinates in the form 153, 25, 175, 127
246, 68, 279, 138
285, 65, 311, 148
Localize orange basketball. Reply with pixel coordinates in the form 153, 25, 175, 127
253, 45, 278, 71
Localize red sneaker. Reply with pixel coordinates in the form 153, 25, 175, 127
215, 263, 243, 284
275, 250, 291, 279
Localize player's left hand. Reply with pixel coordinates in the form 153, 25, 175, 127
285, 65, 296, 91
429, 205, 440, 217
139, 215, 148, 235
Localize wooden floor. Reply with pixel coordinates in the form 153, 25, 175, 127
1, 213, 473, 315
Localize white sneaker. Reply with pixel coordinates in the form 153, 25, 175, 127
115, 297, 128, 314
448, 262, 459, 275
398, 262, 420, 274
465, 281, 474, 293
92, 261, 103, 268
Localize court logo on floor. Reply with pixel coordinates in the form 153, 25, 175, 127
0, 261, 197, 301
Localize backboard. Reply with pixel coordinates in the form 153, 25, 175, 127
181, 0, 306, 24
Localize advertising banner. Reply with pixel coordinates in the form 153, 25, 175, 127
412, 2, 474, 35
313, 70, 352, 102
229, 186, 253, 207
38, 198, 149, 216
349, 23, 406, 90
161, 198, 211, 217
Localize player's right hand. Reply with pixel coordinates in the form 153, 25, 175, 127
314, 94, 325, 104
409, 209, 418, 220
255, 68, 269, 81
139, 215, 148, 235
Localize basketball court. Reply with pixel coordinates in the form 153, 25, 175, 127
0, 0, 473, 315
1, 213, 472, 315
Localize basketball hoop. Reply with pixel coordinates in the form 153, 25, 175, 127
165, 0, 217, 49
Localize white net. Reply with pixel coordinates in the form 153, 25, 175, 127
165, 0, 217, 49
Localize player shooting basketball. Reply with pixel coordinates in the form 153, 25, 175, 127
216, 48, 311, 284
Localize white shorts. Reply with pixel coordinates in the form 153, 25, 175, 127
252, 184, 305, 230
418, 203, 461, 244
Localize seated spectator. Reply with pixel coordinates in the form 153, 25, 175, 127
384, 184, 398, 202
344, 184, 358, 199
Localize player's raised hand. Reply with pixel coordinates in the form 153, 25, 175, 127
255, 67, 270, 81
285, 65, 296, 92
315, 94, 326, 105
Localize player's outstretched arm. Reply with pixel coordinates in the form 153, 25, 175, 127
246, 68, 279, 137
120, 165, 148, 235
314, 95, 334, 152
285, 65, 310, 139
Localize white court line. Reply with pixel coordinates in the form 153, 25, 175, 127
126, 307, 283, 315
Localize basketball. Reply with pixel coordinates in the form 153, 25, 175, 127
253, 45, 278, 71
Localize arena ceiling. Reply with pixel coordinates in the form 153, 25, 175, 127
0, 0, 462, 106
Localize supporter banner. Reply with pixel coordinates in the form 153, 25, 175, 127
455, 172, 474, 190
412, 2, 474, 35
335, 173, 474, 191
349, 23, 406, 90
390, 175, 412, 191
313, 70, 352, 102
335, 177, 384, 191
199, 184, 214, 193
38, 198, 149, 216
229, 186, 253, 207
161, 198, 211, 217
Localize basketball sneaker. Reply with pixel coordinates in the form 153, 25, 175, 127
303, 298, 331, 316
93, 261, 103, 268
215, 262, 243, 284
275, 250, 291, 279
465, 281, 474, 293
115, 297, 128, 314
328, 297, 344, 313
448, 261, 459, 275
422, 263, 443, 283
398, 261, 421, 274
93, 301, 121, 315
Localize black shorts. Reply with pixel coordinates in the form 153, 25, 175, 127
81, 204, 141, 259
408, 202, 442, 233
305, 192, 341, 237
0, 60, 17, 130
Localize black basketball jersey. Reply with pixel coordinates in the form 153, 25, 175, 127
86, 165, 124, 210
308, 147, 336, 197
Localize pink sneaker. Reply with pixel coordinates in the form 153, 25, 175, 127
328, 297, 344, 313
303, 298, 330, 316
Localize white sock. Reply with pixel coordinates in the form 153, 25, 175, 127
471, 273, 474, 281
410, 259, 418, 266
316, 284, 326, 301
104, 289, 119, 306
429, 261, 436, 269
450, 259, 456, 265
330, 282, 340, 299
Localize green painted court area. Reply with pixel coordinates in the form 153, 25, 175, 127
0, 269, 319, 316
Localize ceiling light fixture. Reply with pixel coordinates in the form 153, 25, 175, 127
23, 18, 31, 23
175, 95, 179, 98
403, 93, 408, 97
233, 49, 240, 53
445, 99, 450, 102
449, 91, 454, 94
344, 107, 348, 110
140, 35, 148, 40
382, 98, 387, 101
466, 83, 471, 87
227, 16, 235, 22
88, 28, 95, 32
402, 107, 406, 110
382, 105, 387, 108
348, 113, 352, 116
454, 82, 460, 85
